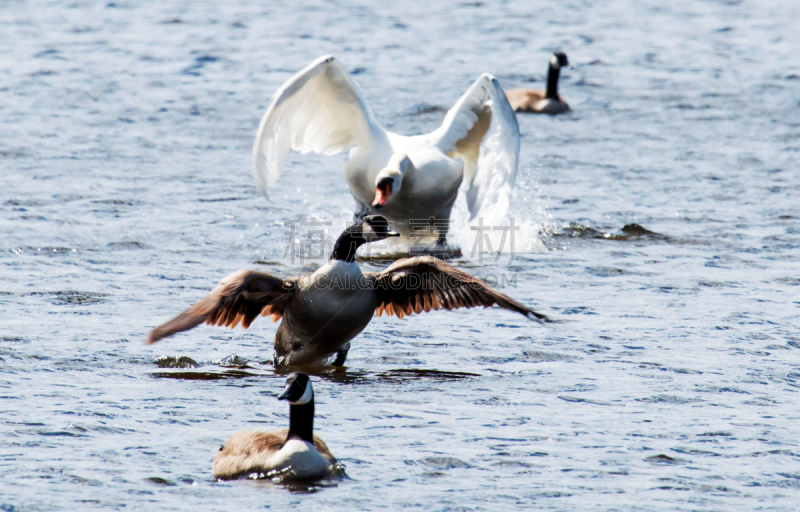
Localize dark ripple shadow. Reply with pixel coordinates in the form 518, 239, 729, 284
150, 360, 480, 384
144, 477, 176, 486
585, 266, 627, 277
636, 395, 704, 404
521, 350, 577, 363
91, 198, 145, 206
558, 396, 614, 406
107, 241, 147, 250
291, 367, 481, 385
34, 291, 109, 306
418, 456, 471, 470
151, 370, 263, 380
154, 356, 199, 369
552, 222, 670, 242
216, 465, 348, 493
235, 477, 344, 494
377, 368, 480, 382
646, 454, 684, 465
197, 196, 249, 203
149, 355, 267, 380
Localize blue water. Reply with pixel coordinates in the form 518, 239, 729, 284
1, 0, 799, 510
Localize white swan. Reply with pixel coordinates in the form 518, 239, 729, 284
252, 55, 520, 255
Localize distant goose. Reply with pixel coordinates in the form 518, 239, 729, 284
147, 215, 548, 367
252, 55, 520, 254
213, 372, 336, 481
506, 52, 570, 115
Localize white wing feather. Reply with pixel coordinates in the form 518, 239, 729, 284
252, 55, 382, 197
431, 74, 520, 225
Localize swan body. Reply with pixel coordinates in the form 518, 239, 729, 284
344, 133, 465, 242
253, 55, 520, 252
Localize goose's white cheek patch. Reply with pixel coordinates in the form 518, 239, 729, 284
291, 383, 313, 405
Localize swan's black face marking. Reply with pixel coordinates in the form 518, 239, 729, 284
278, 372, 312, 404
372, 177, 394, 208
553, 51, 569, 68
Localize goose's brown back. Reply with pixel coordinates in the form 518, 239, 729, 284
212, 428, 335, 480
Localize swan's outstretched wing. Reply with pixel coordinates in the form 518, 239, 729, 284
430, 74, 520, 225
252, 55, 383, 196
367, 256, 548, 321
147, 270, 293, 344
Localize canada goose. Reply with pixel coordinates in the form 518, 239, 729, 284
252, 55, 520, 254
506, 52, 570, 115
147, 215, 548, 367
213, 372, 336, 481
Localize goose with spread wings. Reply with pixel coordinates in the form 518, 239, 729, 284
147, 216, 548, 367
252, 55, 520, 255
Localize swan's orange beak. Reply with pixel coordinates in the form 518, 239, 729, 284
372, 182, 392, 208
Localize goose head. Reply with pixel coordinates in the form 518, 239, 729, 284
551, 51, 569, 69
278, 372, 318, 444
329, 214, 399, 262
372, 155, 411, 208
278, 372, 313, 405
360, 214, 400, 242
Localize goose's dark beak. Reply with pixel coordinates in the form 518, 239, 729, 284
387, 230, 400, 238
277, 387, 291, 401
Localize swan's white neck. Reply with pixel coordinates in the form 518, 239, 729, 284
376, 153, 411, 181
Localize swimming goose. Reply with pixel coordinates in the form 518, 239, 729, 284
506, 52, 570, 115
252, 55, 520, 254
213, 372, 336, 481
147, 215, 548, 367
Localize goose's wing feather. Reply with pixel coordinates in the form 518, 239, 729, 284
505, 88, 546, 111
430, 74, 520, 225
310, 434, 336, 464
252, 55, 383, 196
368, 256, 547, 321
147, 270, 292, 344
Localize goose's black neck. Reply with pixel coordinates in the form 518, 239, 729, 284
287, 400, 315, 444
546, 63, 561, 99
330, 228, 365, 263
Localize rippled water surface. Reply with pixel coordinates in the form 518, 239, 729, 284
2, 0, 800, 510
